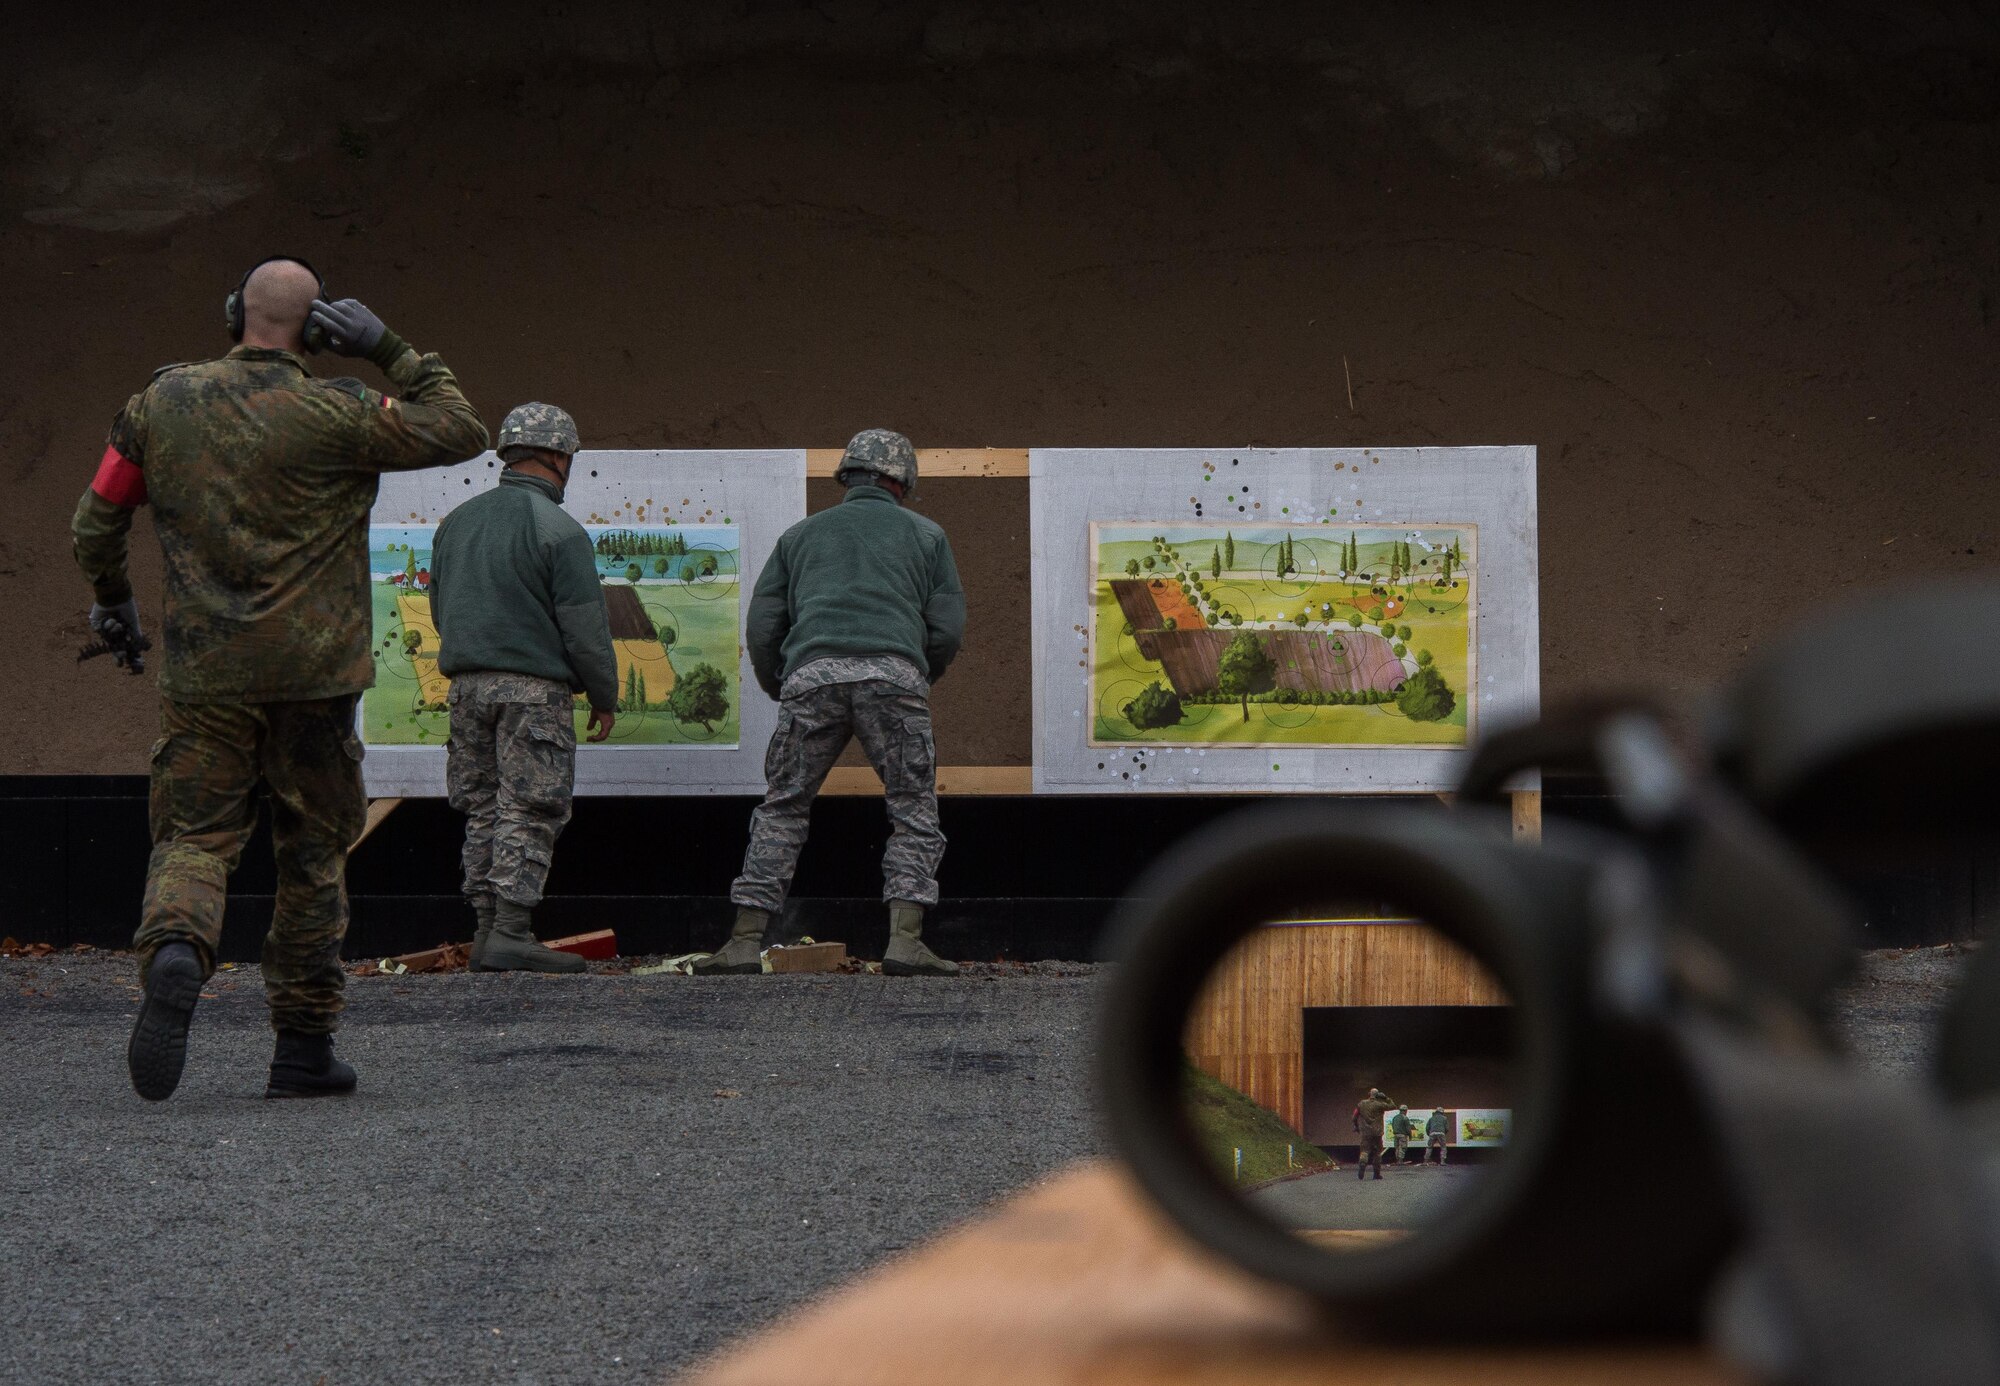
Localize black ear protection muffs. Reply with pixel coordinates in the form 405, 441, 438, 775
225, 256, 329, 354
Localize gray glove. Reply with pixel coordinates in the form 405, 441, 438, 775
89, 598, 141, 642
308, 298, 406, 369
85, 598, 148, 673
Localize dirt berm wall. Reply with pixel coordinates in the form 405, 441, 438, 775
5, 3, 1997, 773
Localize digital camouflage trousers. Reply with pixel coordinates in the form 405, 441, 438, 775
447, 671, 577, 909
139, 694, 365, 1034
731, 679, 943, 913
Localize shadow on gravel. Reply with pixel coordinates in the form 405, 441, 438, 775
467, 1042, 645, 1065
920, 1048, 1031, 1075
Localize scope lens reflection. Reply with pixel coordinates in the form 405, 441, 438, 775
1180, 918, 1515, 1254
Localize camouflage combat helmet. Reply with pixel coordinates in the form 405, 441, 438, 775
497, 401, 579, 460
834, 428, 918, 494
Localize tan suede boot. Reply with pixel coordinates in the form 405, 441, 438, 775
474, 900, 585, 974
882, 902, 959, 977
467, 900, 495, 970
692, 907, 768, 975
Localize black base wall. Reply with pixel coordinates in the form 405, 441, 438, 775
2, 777, 1989, 961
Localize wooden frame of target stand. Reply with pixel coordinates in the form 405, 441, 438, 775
355, 448, 1540, 845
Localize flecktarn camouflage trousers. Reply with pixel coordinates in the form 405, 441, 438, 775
139, 694, 365, 1034
731, 679, 944, 912
447, 671, 577, 909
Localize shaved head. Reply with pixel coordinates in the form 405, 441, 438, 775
240, 259, 321, 351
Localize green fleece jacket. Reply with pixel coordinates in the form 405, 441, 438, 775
745, 485, 965, 698
430, 471, 619, 710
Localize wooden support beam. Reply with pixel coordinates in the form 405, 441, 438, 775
767, 941, 849, 974
546, 929, 619, 960
351, 797, 403, 850
823, 765, 1033, 796
681, 1160, 1735, 1386
358, 774, 1486, 804
805, 447, 1030, 479
372, 942, 471, 974
1511, 788, 1543, 842
819, 767, 1488, 799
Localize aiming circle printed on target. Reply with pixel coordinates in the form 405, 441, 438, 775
1096, 677, 1151, 739
1412, 583, 1470, 619
630, 589, 725, 743
1204, 583, 1257, 627
370, 630, 446, 739
1098, 675, 1219, 737
1256, 536, 1336, 596
1257, 702, 1315, 730
680, 542, 730, 600
638, 591, 686, 652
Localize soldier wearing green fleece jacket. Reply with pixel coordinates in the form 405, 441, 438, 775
430, 402, 616, 974
705, 428, 967, 978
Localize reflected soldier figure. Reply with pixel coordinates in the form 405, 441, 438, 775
1389, 1104, 1414, 1164
1353, 1087, 1396, 1181
706, 429, 966, 977
72, 256, 488, 1101
430, 403, 618, 973
1427, 1107, 1451, 1164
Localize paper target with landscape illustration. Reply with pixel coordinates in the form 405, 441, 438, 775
1032, 448, 1537, 794
361, 449, 804, 796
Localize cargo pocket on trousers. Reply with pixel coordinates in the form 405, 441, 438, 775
762, 718, 794, 785
146, 736, 177, 841
336, 734, 369, 844
516, 722, 576, 814
900, 714, 936, 784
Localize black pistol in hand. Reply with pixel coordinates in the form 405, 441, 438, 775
78, 616, 151, 675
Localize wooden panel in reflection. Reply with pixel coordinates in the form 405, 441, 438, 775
1183, 921, 1509, 1134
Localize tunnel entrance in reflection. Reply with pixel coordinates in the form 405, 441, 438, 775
1181, 919, 1515, 1254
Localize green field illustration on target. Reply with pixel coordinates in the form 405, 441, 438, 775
1089, 522, 1475, 748
364, 524, 742, 748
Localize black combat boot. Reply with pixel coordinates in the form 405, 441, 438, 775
265, 1031, 358, 1099
127, 941, 204, 1102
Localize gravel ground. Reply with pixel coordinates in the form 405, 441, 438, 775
1250, 1161, 1490, 1232
0, 943, 1966, 1385
1826, 945, 1972, 1078
0, 953, 1104, 1386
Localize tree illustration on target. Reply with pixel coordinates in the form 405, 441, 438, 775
669, 663, 730, 732
1217, 630, 1277, 722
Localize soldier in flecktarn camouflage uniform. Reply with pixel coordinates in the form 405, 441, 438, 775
705, 429, 967, 977
72, 257, 488, 1101
1353, 1088, 1397, 1181
429, 403, 618, 974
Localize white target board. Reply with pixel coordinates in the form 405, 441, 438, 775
360, 449, 804, 796
1030, 447, 1538, 794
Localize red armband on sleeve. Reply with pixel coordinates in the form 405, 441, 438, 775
90, 444, 148, 507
